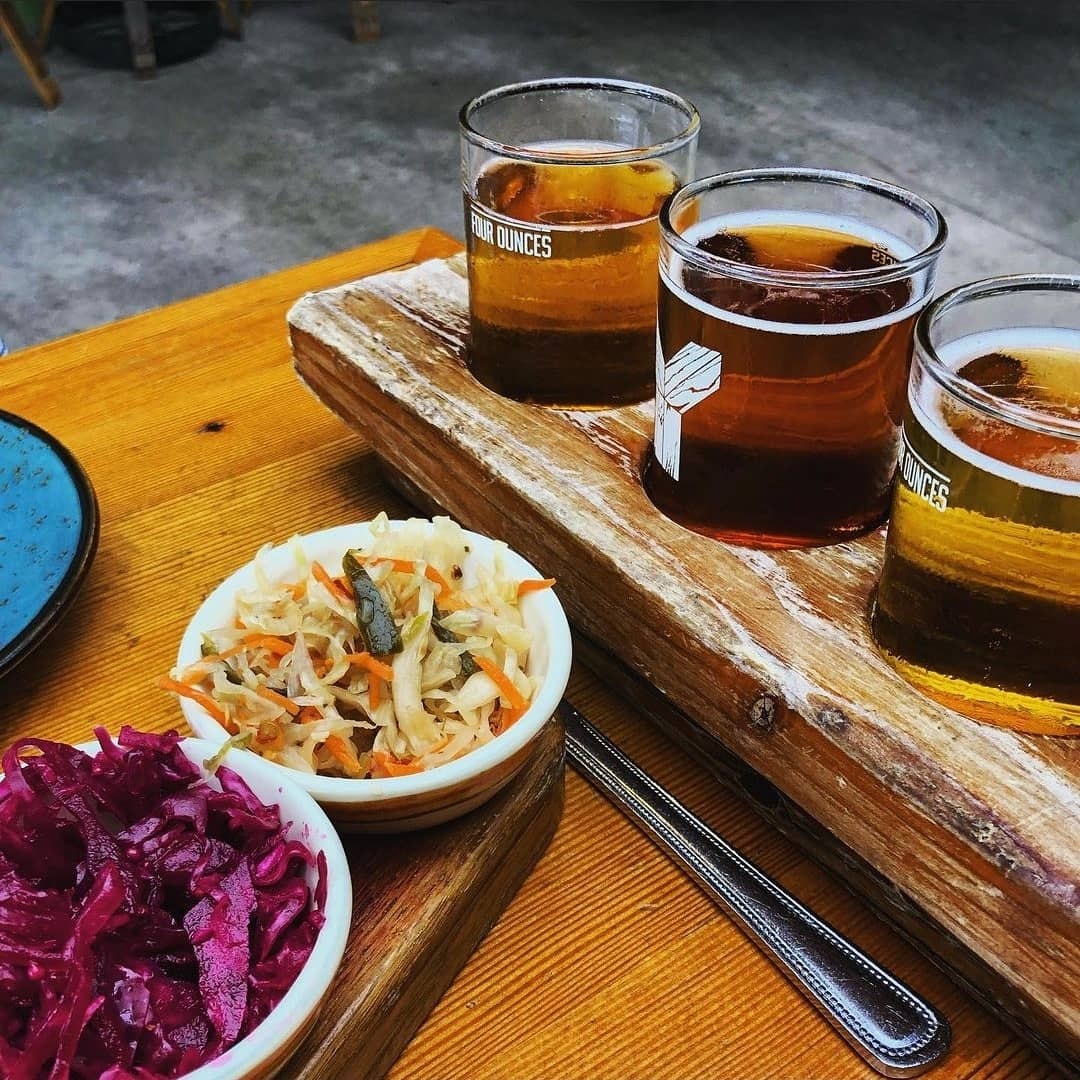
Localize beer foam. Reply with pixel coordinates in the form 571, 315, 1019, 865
936, 326, 1080, 373
668, 212, 926, 336
918, 328, 1080, 495
681, 210, 917, 258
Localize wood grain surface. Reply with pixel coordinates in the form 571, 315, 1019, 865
0, 229, 1064, 1080
288, 248, 1078, 1077
282, 718, 565, 1080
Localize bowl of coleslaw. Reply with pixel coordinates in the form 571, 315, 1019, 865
167, 515, 572, 832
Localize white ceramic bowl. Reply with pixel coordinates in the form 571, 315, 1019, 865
175, 521, 572, 832
71, 735, 351, 1080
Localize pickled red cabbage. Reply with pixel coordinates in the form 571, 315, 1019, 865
0, 727, 325, 1079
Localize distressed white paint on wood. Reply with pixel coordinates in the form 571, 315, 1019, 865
288, 254, 1080, 1062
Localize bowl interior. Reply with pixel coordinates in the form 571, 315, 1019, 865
176, 521, 572, 804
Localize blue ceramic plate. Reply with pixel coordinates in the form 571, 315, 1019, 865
0, 411, 99, 681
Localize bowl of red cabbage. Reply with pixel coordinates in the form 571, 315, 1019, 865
0, 726, 351, 1080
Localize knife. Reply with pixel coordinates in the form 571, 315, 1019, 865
559, 700, 951, 1078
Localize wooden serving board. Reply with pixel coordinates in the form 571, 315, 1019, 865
288, 253, 1080, 1073
283, 716, 563, 1080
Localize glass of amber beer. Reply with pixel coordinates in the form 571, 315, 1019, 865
460, 78, 699, 407
644, 167, 947, 547
871, 276, 1080, 735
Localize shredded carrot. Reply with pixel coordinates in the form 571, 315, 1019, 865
345, 651, 395, 681
371, 749, 423, 778
297, 705, 322, 723
473, 654, 527, 712
189, 636, 288, 678
178, 654, 240, 683
158, 676, 228, 725
517, 577, 556, 597
312, 560, 352, 604
310, 559, 337, 593
325, 734, 364, 777
256, 685, 300, 716
436, 593, 473, 612
233, 616, 247, 630
491, 707, 523, 736
497, 705, 528, 732
289, 580, 307, 601
243, 634, 293, 657
366, 556, 453, 602
423, 565, 453, 601
369, 675, 381, 710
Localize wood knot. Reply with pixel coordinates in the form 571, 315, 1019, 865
749, 695, 777, 733
817, 707, 849, 730
200, 419, 227, 433
955, 808, 1001, 850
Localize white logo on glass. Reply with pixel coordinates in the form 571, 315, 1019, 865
655, 337, 723, 480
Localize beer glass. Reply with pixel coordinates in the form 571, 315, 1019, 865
460, 78, 699, 408
644, 168, 947, 547
871, 275, 1080, 735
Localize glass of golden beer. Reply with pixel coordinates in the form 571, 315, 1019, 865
871, 275, 1080, 735
460, 78, 699, 407
644, 168, 947, 547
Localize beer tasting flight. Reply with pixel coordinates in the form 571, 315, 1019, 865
459, 77, 1079, 736
3, 68, 1077, 1080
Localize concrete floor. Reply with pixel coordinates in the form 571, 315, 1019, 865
1, 0, 1078, 352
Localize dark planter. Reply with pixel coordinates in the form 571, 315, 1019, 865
54, 1, 220, 69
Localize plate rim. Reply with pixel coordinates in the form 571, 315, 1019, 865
0, 409, 100, 681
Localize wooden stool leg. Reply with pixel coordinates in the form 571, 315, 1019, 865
216, 0, 244, 39
0, 0, 61, 109
351, 0, 379, 42
123, 0, 156, 79
36, 0, 56, 52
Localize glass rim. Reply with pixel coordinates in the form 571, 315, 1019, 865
916, 273, 1080, 440
659, 167, 948, 289
458, 77, 701, 165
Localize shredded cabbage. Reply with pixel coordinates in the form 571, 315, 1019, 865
166, 515, 551, 779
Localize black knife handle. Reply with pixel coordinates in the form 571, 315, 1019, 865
559, 701, 951, 1077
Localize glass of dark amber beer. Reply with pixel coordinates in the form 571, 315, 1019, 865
460, 78, 699, 407
871, 276, 1080, 735
644, 167, 947, 547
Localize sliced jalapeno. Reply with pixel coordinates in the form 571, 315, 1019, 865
343, 550, 403, 656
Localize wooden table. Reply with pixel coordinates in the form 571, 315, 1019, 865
0, 228, 1061, 1080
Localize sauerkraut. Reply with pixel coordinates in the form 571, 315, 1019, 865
163, 515, 554, 779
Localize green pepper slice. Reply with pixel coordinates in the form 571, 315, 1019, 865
202, 633, 241, 683
203, 731, 253, 775
432, 604, 479, 676
343, 550, 403, 656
